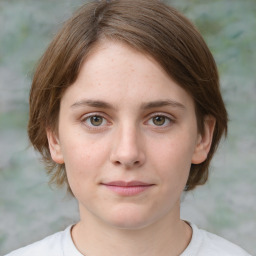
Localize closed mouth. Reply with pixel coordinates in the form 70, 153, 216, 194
103, 180, 153, 187
101, 180, 155, 196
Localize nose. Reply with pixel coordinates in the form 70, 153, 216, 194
110, 124, 145, 168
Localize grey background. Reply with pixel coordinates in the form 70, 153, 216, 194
0, 0, 255, 255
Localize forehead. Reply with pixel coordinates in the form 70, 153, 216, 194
61, 40, 194, 110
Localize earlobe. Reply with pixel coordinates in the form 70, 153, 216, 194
46, 129, 64, 164
192, 116, 216, 164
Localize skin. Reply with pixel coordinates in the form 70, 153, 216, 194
47, 41, 215, 256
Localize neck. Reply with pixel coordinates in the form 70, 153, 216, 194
71, 204, 192, 256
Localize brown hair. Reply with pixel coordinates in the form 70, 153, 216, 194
28, 0, 228, 192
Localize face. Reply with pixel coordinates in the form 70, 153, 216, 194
47, 41, 214, 230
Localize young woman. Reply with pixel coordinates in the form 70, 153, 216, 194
6, 0, 251, 255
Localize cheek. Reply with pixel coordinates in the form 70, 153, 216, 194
61, 130, 108, 166
60, 135, 109, 186
149, 135, 195, 184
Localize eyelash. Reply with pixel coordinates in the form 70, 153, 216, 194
80, 112, 175, 130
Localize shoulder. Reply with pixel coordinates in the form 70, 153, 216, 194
182, 223, 252, 256
198, 227, 251, 255
4, 226, 72, 256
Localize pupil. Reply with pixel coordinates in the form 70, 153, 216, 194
90, 116, 103, 126
153, 116, 165, 126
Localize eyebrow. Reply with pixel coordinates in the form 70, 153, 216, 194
70, 99, 185, 110
141, 100, 186, 110
71, 99, 114, 109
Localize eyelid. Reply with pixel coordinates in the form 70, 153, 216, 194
147, 112, 175, 120
81, 111, 108, 119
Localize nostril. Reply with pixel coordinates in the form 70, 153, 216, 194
110, 147, 145, 168
114, 160, 121, 166
112, 159, 140, 167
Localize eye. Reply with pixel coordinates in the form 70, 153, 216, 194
82, 114, 108, 128
147, 114, 173, 127
152, 116, 167, 126
89, 116, 104, 126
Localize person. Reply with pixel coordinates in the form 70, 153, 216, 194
5, 0, 251, 255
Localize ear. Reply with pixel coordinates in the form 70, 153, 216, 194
192, 116, 216, 164
46, 129, 64, 164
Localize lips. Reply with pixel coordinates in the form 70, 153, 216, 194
101, 180, 154, 196
105, 181, 151, 187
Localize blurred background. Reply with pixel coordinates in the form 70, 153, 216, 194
0, 0, 255, 254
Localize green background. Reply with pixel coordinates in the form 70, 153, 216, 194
0, 0, 255, 254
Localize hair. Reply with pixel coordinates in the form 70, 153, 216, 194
28, 0, 228, 193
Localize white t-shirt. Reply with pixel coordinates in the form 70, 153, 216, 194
5, 223, 252, 256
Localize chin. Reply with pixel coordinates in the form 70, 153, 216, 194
103, 206, 158, 230
109, 218, 153, 230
